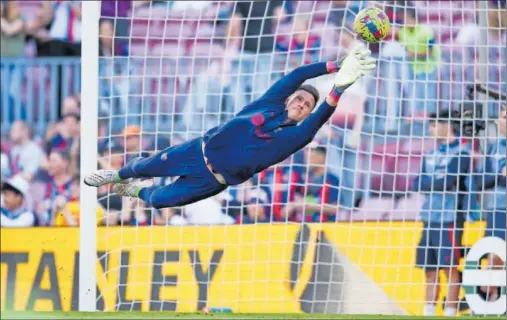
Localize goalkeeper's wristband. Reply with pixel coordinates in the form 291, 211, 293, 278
326, 61, 341, 73
329, 86, 344, 101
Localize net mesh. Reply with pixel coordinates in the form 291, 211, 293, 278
96, 0, 506, 315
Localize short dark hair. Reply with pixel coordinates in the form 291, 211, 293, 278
428, 109, 457, 123
2, 184, 23, 197
429, 109, 460, 134
311, 146, 327, 154
296, 84, 320, 106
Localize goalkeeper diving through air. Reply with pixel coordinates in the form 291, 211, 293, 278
84, 46, 376, 208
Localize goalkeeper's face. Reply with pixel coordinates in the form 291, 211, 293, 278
286, 90, 316, 122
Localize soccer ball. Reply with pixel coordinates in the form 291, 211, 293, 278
353, 7, 390, 43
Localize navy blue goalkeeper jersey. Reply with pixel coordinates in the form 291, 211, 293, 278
203, 62, 334, 185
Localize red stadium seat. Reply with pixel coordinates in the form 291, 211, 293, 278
187, 41, 225, 59
393, 154, 423, 192
150, 40, 187, 57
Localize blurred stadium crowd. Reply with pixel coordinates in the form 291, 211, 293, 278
0, 0, 505, 227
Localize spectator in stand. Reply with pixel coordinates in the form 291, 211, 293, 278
412, 110, 473, 317
275, 15, 321, 69
256, 162, 302, 222
52, 174, 106, 227
27, 1, 81, 57
477, 106, 506, 302
0, 1, 26, 57
100, 0, 132, 57
1, 175, 36, 227
120, 125, 149, 163
398, 7, 440, 118
9, 121, 45, 182
47, 112, 80, 152
227, 1, 286, 111
40, 149, 73, 225
62, 94, 81, 115
43, 111, 80, 176
236, 183, 271, 224
282, 146, 340, 222
1, 0, 26, 121
1, 0, 25, 57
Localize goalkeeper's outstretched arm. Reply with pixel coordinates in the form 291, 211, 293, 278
290, 45, 376, 139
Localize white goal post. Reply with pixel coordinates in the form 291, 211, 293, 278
79, 0, 100, 312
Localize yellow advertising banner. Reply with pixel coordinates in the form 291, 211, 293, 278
1, 222, 486, 314
1, 225, 312, 313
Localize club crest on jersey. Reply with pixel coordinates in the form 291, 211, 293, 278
161, 153, 168, 161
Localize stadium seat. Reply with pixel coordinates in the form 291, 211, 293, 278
195, 23, 216, 39
130, 19, 149, 39
369, 154, 396, 193
150, 41, 187, 58
390, 193, 425, 221
187, 41, 225, 59
133, 4, 169, 20
129, 41, 151, 57
393, 154, 423, 192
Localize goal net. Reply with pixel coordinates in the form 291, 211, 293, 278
87, 0, 506, 316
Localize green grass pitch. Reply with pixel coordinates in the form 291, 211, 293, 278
0, 312, 501, 320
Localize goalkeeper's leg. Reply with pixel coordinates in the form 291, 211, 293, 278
84, 137, 203, 187
113, 174, 227, 208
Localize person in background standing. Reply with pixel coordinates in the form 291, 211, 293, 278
398, 7, 440, 121
477, 106, 506, 302
412, 110, 473, 317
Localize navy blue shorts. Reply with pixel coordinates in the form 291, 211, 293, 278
416, 222, 463, 270
120, 137, 227, 208
485, 211, 506, 240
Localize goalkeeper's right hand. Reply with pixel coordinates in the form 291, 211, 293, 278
335, 45, 376, 91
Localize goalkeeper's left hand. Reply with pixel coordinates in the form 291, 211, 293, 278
335, 45, 376, 92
